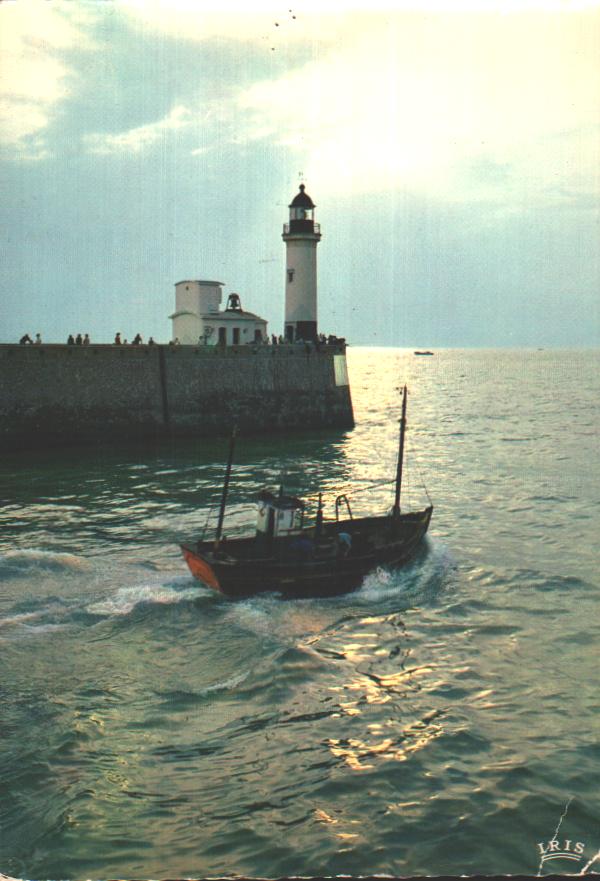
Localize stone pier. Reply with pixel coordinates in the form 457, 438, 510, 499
0, 343, 354, 451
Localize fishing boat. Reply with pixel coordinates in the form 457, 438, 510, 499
414, 350, 434, 356
180, 386, 433, 599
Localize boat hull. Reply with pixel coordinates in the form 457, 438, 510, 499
181, 507, 433, 599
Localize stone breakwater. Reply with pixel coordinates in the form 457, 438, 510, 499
0, 343, 354, 452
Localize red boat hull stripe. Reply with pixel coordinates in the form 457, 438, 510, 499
182, 548, 221, 591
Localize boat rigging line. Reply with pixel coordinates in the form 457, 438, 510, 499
214, 426, 237, 549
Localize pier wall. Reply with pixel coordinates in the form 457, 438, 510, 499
0, 344, 354, 451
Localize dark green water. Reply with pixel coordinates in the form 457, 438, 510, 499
1, 348, 599, 879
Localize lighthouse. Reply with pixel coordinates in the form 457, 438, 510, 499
282, 184, 321, 342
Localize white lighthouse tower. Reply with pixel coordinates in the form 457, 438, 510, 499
282, 184, 321, 342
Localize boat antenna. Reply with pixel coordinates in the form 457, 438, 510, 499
215, 426, 237, 549
278, 468, 287, 497
393, 385, 408, 518
315, 492, 323, 539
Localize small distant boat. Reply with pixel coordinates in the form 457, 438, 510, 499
414, 350, 434, 356
180, 387, 433, 599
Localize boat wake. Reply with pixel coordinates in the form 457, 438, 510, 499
0, 570, 211, 640
0, 597, 76, 639
0, 548, 90, 577
86, 579, 208, 616
353, 538, 455, 605
200, 668, 251, 695
211, 539, 456, 653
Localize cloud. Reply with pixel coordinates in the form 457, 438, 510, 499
5, 0, 596, 212
119, 1, 353, 48
233, 10, 600, 205
82, 87, 248, 159
0, 1, 94, 156
76, 5, 599, 211
85, 104, 194, 155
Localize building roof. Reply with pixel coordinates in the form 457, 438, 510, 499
174, 280, 224, 287
200, 310, 266, 322
289, 184, 315, 209
258, 490, 304, 510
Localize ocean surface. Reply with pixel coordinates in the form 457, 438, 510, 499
1, 347, 599, 880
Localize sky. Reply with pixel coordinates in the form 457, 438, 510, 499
1, 0, 599, 347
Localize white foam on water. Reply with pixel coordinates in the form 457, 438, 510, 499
20, 622, 71, 636
0, 619, 72, 642
355, 540, 455, 604
0, 600, 73, 632
226, 592, 349, 646
0, 548, 89, 574
357, 565, 397, 598
349, 565, 421, 605
86, 581, 207, 617
227, 596, 277, 630
201, 668, 251, 695
0, 609, 43, 628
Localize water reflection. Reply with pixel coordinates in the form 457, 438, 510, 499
1, 428, 364, 554
328, 711, 444, 772
2, 348, 599, 879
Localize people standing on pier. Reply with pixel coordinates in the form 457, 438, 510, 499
67, 334, 75, 345
34, 333, 42, 345
148, 337, 155, 345
132, 333, 142, 345
75, 333, 83, 345
114, 333, 122, 345
19, 333, 33, 345
83, 333, 90, 345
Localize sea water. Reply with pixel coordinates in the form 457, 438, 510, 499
1, 348, 598, 879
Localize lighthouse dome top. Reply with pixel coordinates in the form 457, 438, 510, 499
289, 184, 315, 209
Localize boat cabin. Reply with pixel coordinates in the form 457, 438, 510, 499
256, 490, 305, 539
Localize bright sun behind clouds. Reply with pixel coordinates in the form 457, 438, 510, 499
1, 0, 598, 207
234, 10, 599, 202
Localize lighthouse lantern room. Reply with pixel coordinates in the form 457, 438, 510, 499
282, 184, 321, 342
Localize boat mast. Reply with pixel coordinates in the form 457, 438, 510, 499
393, 385, 407, 517
215, 427, 237, 549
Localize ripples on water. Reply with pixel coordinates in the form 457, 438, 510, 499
1, 348, 599, 879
